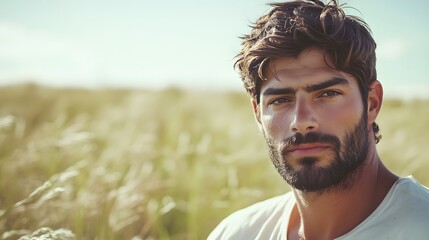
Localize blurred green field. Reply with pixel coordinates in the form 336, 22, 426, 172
0, 84, 428, 240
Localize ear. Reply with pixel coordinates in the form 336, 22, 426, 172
367, 80, 383, 124
252, 98, 263, 131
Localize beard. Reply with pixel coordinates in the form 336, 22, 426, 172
264, 113, 369, 193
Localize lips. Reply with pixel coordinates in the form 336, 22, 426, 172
286, 143, 331, 156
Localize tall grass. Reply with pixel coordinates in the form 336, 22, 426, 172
0, 84, 428, 239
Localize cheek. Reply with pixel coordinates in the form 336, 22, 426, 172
320, 97, 364, 133
261, 114, 274, 135
261, 112, 291, 139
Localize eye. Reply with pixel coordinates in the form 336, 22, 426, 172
269, 97, 292, 106
319, 90, 341, 98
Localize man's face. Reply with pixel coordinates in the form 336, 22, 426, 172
254, 48, 370, 192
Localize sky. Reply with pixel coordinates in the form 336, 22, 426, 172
0, 0, 428, 99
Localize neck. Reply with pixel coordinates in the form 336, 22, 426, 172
288, 149, 398, 240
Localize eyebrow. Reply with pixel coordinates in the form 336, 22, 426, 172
262, 77, 349, 98
305, 77, 348, 92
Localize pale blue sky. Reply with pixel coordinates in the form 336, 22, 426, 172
0, 0, 428, 98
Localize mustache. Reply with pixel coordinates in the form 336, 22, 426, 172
283, 132, 340, 149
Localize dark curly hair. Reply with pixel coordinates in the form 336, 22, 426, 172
234, 0, 381, 143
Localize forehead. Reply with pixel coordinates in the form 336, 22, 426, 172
262, 48, 355, 87
271, 48, 331, 71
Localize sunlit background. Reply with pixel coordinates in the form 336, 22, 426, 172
1, 1, 429, 239
0, 0, 428, 98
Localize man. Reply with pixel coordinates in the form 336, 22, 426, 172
208, 1, 429, 239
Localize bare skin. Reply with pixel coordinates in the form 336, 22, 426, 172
252, 48, 399, 239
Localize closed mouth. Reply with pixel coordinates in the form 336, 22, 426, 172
287, 143, 331, 155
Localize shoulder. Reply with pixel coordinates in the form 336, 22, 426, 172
378, 177, 429, 238
343, 177, 429, 239
207, 192, 294, 240
392, 176, 429, 208
397, 176, 429, 196
392, 176, 429, 221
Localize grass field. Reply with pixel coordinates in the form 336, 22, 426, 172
0, 84, 428, 240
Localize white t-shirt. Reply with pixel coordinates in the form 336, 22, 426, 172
208, 176, 429, 240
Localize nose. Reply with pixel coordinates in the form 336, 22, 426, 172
290, 98, 319, 134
